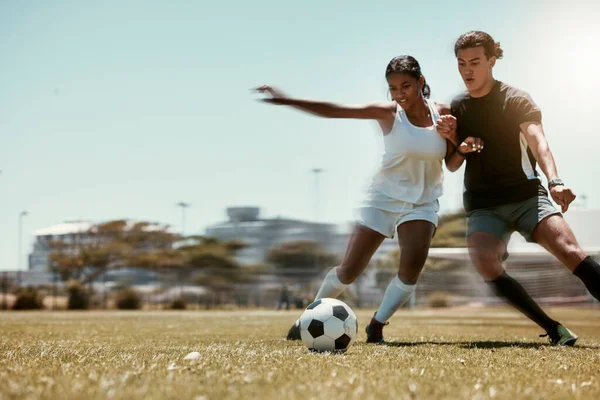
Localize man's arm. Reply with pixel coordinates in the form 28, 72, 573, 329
521, 121, 576, 212
520, 121, 559, 181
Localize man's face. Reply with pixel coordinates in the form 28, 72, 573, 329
457, 46, 495, 94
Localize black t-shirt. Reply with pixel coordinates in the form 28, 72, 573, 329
451, 81, 548, 212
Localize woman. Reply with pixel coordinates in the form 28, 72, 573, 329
256, 55, 464, 343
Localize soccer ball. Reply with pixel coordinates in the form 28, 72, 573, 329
299, 298, 358, 353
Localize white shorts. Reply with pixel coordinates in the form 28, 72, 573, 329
356, 200, 440, 238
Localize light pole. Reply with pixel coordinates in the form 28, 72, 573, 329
310, 169, 324, 283
176, 202, 191, 236
18, 211, 28, 285
311, 168, 323, 222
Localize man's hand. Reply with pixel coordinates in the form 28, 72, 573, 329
550, 185, 576, 213
458, 137, 484, 154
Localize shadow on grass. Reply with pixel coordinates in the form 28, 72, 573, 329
379, 340, 599, 349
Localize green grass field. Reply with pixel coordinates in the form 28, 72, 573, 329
1, 307, 599, 400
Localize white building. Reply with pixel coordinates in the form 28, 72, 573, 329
204, 207, 398, 266
29, 221, 93, 272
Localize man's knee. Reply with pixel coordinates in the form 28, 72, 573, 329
557, 241, 587, 268
470, 253, 505, 280
467, 234, 506, 280
533, 215, 587, 268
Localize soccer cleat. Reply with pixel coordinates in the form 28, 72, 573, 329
365, 313, 389, 343
286, 319, 302, 341
540, 324, 578, 346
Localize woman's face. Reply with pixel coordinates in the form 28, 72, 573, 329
387, 72, 423, 110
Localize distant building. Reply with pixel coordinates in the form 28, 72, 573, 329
205, 207, 398, 265
29, 221, 93, 272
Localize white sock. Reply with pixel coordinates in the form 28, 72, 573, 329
374, 275, 416, 323
314, 267, 348, 300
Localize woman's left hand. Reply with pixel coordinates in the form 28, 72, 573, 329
436, 115, 458, 147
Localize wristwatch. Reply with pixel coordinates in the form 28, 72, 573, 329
548, 178, 564, 188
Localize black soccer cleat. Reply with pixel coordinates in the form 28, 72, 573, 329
286, 319, 302, 341
365, 313, 388, 344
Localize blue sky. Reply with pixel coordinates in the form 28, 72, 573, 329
2, 0, 599, 271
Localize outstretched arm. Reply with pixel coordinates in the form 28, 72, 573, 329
254, 85, 396, 121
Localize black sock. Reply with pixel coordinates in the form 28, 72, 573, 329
573, 256, 600, 302
487, 271, 560, 333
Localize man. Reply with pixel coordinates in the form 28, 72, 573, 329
437, 31, 600, 346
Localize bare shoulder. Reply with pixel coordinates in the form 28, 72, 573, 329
365, 101, 397, 122
434, 102, 452, 116
368, 101, 397, 111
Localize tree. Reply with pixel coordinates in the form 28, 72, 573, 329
45, 220, 250, 308
1, 273, 15, 310
430, 212, 467, 248
45, 220, 179, 284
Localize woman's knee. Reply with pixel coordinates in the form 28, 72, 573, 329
336, 263, 361, 284
396, 248, 429, 284
396, 268, 421, 285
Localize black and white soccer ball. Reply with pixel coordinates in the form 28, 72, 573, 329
299, 298, 358, 353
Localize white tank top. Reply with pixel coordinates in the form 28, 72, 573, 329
364, 99, 446, 208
